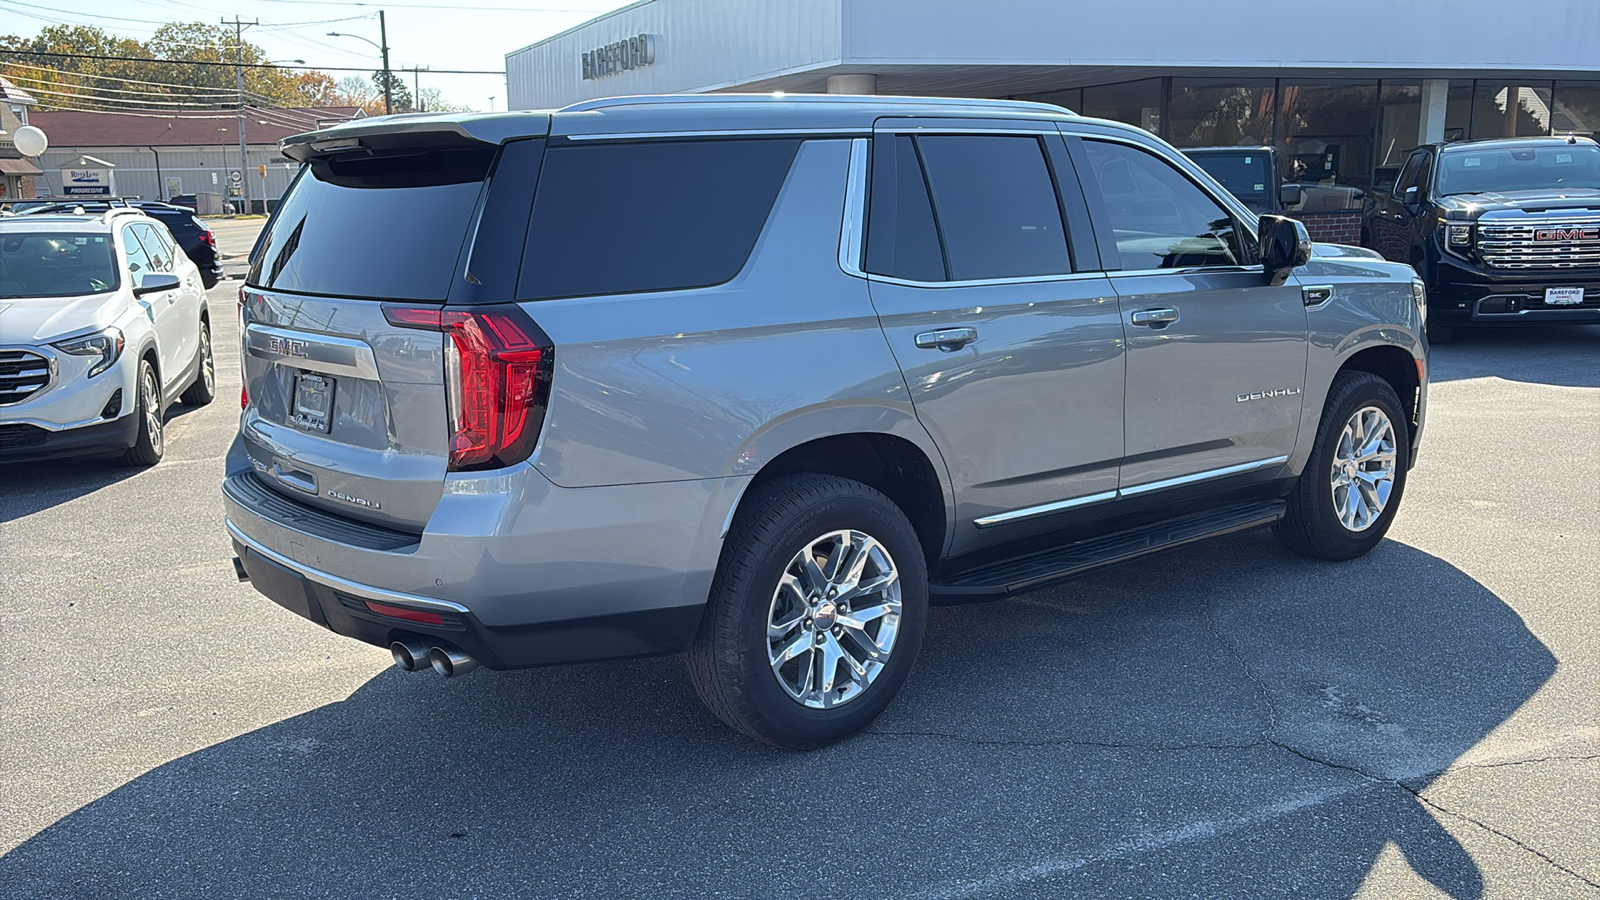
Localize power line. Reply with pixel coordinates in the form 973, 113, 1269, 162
0, 71, 237, 100
0, 60, 254, 95
249, 0, 612, 12
1, 50, 504, 75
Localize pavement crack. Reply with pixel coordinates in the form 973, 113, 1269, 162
1194, 592, 1282, 734
1409, 792, 1600, 890
1446, 753, 1600, 772
862, 729, 1268, 753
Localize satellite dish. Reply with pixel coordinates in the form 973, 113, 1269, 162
13, 125, 47, 158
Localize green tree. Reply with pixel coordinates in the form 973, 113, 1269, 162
370, 70, 413, 113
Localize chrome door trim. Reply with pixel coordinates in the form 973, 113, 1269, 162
870, 271, 1110, 289
839, 137, 869, 278
1118, 455, 1290, 497
1108, 265, 1263, 279
973, 490, 1118, 528
245, 323, 381, 380
227, 519, 469, 614
973, 455, 1291, 528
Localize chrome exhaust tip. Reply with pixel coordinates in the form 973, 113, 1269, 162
390, 640, 432, 672
429, 646, 480, 678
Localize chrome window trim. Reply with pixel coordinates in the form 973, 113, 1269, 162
973, 455, 1290, 528
839, 137, 869, 279
871, 271, 1110, 289
1108, 265, 1263, 279
1118, 455, 1290, 497
227, 519, 469, 614
973, 490, 1117, 528
562, 128, 869, 141
244, 323, 381, 381
871, 124, 1064, 136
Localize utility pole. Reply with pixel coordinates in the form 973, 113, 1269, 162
222, 16, 258, 214
379, 10, 392, 115
412, 66, 425, 113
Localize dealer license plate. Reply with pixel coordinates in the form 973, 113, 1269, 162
1545, 287, 1585, 306
290, 373, 334, 433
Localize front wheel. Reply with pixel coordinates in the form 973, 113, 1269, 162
687, 474, 929, 749
1274, 372, 1409, 560
121, 359, 165, 467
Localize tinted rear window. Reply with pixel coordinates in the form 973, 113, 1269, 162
249, 146, 495, 301
519, 139, 799, 300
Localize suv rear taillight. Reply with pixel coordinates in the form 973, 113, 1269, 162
200, 229, 217, 248
384, 304, 554, 471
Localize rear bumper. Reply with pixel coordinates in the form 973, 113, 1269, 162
1429, 256, 1600, 325
221, 437, 746, 667
230, 523, 703, 668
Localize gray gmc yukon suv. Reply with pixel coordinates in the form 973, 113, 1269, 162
225, 95, 1428, 748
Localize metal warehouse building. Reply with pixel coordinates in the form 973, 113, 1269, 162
506, 0, 1600, 239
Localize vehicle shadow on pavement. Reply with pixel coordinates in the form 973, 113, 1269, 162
0, 458, 144, 524
0, 532, 1555, 898
1429, 324, 1600, 387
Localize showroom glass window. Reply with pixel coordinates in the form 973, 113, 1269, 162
1167, 79, 1275, 148
1278, 80, 1378, 210
1082, 140, 1243, 270
1470, 82, 1555, 139
1552, 82, 1600, 136
1081, 79, 1163, 135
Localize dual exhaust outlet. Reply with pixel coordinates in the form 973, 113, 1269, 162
390, 639, 479, 678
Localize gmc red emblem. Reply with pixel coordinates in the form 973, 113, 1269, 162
1534, 227, 1600, 241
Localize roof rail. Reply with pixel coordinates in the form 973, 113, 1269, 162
559, 93, 1071, 116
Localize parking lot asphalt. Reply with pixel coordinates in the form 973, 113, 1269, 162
1, 278, 1596, 897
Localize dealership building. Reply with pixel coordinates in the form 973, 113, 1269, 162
507, 0, 1600, 240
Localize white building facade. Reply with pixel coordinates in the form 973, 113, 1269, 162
507, 0, 1600, 234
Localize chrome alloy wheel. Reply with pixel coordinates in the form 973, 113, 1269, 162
766, 529, 902, 709
1330, 405, 1397, 532
141, 366, 164, 456
199, 327, 214, 394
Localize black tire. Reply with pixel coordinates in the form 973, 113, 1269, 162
687, 474, 929, 750
122, 358, 165, 467
1274, 372, 1409, 561
1425, 319, 1455, 345
179, 319, 216, 407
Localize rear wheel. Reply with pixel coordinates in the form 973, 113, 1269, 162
687, 474, 928, 749
122, 359, 165, 467
1274, 372, 1408, 560
179, 319, 216, 407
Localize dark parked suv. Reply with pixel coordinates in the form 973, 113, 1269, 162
1362, 135, 1600, 341
225, 96, 1428, 748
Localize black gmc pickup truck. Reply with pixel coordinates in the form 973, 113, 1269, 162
1362, 136, 1600, 342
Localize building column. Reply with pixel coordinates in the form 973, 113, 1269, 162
826, 73, 877, 95
1419, 78, 1449, 144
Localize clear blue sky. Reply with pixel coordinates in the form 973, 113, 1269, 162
1, 0, 637, 110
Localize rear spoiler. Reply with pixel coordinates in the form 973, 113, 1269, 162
280, 111, 553, 162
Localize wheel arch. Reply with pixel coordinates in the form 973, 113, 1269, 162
1336, 344, 1420, 447
740, 431, 951, 566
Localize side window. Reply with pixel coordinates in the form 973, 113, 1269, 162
520, 139, 800, 300
121, 225, 153, 276
915, 135, 1073, 280
1411, 152, 1434, 197
131, 223, 171, 273
1082, 140, 1245, 270
1394, 152, 1425, 194
864, 135, 946, 282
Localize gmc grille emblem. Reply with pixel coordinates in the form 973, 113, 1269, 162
1534, 227, 1600, 242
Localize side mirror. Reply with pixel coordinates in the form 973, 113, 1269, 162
1278, 183, 1303, 208
1259, 214, 1311, 286
133, 273, 181, 297
1402, 185, 1420, 206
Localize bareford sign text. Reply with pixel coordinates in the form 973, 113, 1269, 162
581, 34, 656, 80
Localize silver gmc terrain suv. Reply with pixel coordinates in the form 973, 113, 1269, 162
225, 95, 1428, 748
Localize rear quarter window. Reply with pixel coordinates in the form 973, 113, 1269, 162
249, 146, 495, 301
518, 139, 800, 301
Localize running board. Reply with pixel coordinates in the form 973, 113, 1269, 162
931, 500, 1286, 599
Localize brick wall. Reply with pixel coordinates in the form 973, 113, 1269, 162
1294, 212, 1363, 246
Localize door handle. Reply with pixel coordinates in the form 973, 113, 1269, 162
1129, 308, 1180, 328
914, 327, 977, 351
